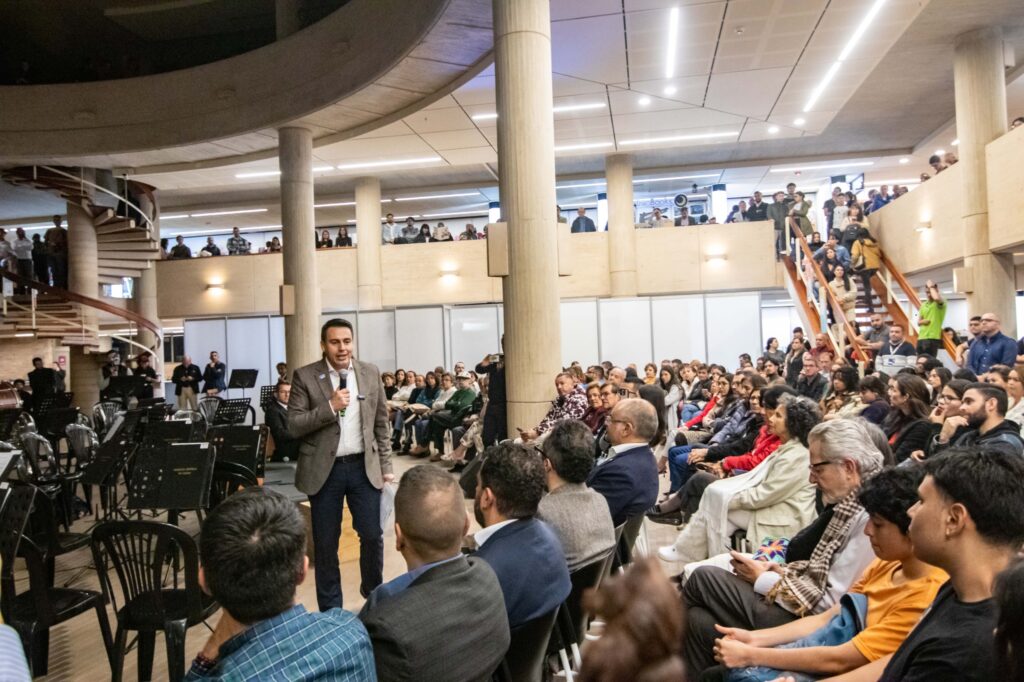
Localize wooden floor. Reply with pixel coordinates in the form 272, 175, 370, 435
18, 453, 678, 681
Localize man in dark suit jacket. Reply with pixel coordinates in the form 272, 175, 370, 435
472, 443, 570, 629
26, 356, 63, 411
265, 380, 299, 462
288, 318, 393, 611
360, 466, 509, 681
570, 207, 596, 233
586, 399, 660, 526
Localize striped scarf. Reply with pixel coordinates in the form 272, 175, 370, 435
765, 489, 863, 615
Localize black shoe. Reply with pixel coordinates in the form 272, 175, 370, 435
450, 462, 467, 474
646, 509, 683, 526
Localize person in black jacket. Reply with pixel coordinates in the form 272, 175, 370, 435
202, 351, 227, 395
883, 373, 933, 463
171, 355, 204, 410
475, 343, 506, 446
928, 383, 1024, 458
743, 191, 769, 222
794, 352, 829, 402
265, 381, 299, 462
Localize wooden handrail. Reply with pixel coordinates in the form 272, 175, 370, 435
877, 248, 958, 359
791, 230, 870, 362
0, 270, 161, 346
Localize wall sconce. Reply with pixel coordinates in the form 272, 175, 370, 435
704, 254, 728, 264
14, 331, 35, 338
206, 282, 225, 293
915, 221, 932, 233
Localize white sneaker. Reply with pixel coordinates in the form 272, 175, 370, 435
658, 546, 682, 562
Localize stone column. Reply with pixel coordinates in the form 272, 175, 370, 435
606, 153, 638, 297
494, 0, 562, 430
67, 200, 100, 409
954, 27, 1015, 332
131, 192, 162, 355
355, 176, 383, 310
275, 0, 303, 39
279, 127, 322, 368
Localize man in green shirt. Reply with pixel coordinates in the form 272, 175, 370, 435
408, 373, 478, 457
916, 279, 946, 358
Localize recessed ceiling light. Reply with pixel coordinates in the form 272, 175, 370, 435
638, 96, 651, 106
471, 112, 499, 121
335, 156, 443, 171
554, 141, 616, 152
934, 149, 945, 156
620, 131, 738, 145
235, 170, 281, 179
793, 117, 806, 126
665, 7, 680, 79
663, 85, 677, 96
899, 157, 909, 164
769, 161, 874, 173
951, 138, 959, 146
552, 102, 607, 114
768, 126, 780, 134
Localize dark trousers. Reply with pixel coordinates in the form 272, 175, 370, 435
482, 406, 507, 446
858, 269, 877, 311
682, 566, 797, 679
48, 253, 67, 288
917, 338, 941, 358
308, 455, 383, 611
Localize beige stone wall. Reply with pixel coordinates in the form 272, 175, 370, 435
0, 338, 57, 382
156, 222, 784, 319
986, 125, 1024, 251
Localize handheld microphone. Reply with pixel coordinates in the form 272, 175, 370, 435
337, 369, 349, 418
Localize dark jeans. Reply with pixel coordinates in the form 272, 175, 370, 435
482, 405, 506, 446
682, 566, 797, 679
917, 338, 941, 358
48, 253, 67, 288
858, 269, 877, 311
308, 455, 383, 611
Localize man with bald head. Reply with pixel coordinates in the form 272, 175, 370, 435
171, 354, 203, 410
967, 312, 1017, 375
607, 366, 627, 387
586, 398, 660, 526
359, 465, 509, 680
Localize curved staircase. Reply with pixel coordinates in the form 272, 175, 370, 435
0, 166, 162, 355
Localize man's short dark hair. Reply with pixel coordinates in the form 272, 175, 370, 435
396, 465, 465, 560
479, 443, 546, 519
31, 357, 42, 364
954, 368, 978, 382
320, 318, 354, 343
925, 447, 1024, 547
970, 315, 982, 323
543, 420, 597, 484
199, 488, 306, 624
859, 465, 924, 534
762, 384, 797, 410
966, 382, 1009, 415
275, 380, 290, 394
928, 154, 941, 164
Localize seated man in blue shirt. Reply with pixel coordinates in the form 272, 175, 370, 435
359, 465, 509, 680
473, 442, 571, 629
186, 488, 376, 681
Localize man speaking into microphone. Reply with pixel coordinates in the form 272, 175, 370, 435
288, 318, 394, 611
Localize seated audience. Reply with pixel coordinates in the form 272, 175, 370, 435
708, 466, 945, 680
407, 372, 477, 456
794, 352, 829, 402
660, 394, 819, 565
883, 373, 933, 463
472, 443, 571, 628
359, 466, 509, 681
822, 365, 864, 420
265, 381, 299, 462
586, 398, 660, 526
995, 558, 1024, 681
967, 313, 1019, 375
929, 382, 1024, 457
681, 418, 884, 677
186, 488, 375, 680
580, 383, 607, 433
910, 378, 970, 461
579, 558, 685, 682
858, 374, 890, 425
878, 447, 1024, 680
536, 420, 616, 569
518, 372, 588, 442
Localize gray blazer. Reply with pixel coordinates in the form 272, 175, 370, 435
537, 483, 616, 570
287, 357, 392, 495
359, 556, 509, 681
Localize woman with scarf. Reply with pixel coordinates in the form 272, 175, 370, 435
822, 365, 864, 420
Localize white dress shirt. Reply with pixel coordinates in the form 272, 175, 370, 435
474, 519, 516, 548
328, 362, 364, 456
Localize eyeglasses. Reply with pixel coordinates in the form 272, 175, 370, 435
808, 461, 835, 473
608, 418, 632, 426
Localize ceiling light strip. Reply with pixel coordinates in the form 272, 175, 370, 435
554, 141, 615, 152
620, 131, 738, 145
769, 161, 874, 173
335, 156, 443, 171
190, 208, 269, 218
665, 7, 680, 79
802, 0, 887, 113
394, 192, 481, 202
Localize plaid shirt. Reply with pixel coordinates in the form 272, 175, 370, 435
536, 386, 588, 434
185, 605, 376, 681
226, 235, 250, 254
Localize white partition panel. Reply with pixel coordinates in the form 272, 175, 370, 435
269, 316, 286, 374
760, 305, 802, 357
395, 307, 445, 373
224, 317, 271, 420
450, 305, 500, 369
184, 318, 227, 376
651, 296, 706, 363
560, 300, 599, 367
705, 293, 761, 368
357, 310, 396, 372
598, 298, 653, 367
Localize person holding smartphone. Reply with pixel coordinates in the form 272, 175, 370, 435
476, 340, 507, 447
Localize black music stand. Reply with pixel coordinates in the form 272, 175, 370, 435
212, 398, 252, 426
107, 375, 148, 406
141, 419, 206, 446
127, 442, 216, 511
228, 370, 258, 391
208, 424, 266, 477
259, 385, 276, 411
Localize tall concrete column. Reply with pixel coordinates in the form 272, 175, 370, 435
355, 177, 383, 310
279, 127, 322, 368
954, 27, 1015, 332
494, 0, 562, 430
67, 201, 100, 409
606, 153, 638, 297
132, 192, 162, 355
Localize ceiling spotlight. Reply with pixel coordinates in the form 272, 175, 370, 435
638, 96, 651, 106
899, 157, 909, 164
951, 138, 959, 146
767, 126, 780, 134
663, 85, 677, 96
793, 117, 806, 126
934, 149, 945, 156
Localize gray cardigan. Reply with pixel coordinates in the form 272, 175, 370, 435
537, 483, 616, 569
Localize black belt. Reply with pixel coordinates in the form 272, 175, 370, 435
337, 452, 364, 463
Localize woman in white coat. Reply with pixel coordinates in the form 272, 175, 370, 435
658, 394, 820, 564
660, 366, 683, 432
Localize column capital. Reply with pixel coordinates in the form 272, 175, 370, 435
955, 26, 1002, 49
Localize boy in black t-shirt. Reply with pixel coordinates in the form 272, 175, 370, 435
878, 447, 1024, 681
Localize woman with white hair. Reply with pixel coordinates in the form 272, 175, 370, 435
659, 394, 821, 565
681, 417, 886, 677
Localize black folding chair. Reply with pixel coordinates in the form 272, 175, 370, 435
614, 514, 645, 573
91, 520, 220, 682
550, 546, 618, 676
492, 608, 559, 682
208, 461, 259, 510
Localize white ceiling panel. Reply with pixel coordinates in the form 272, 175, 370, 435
623, 75, 709, 106
625, 0, 726, 10
626, 3, 726, 82
553, 116, 615, 139
356, 121, 416, 139
315, 135, 436, 163
719, 166, 771, 181
551, 14, 628, 83
613, 108, 745, 135
419, 129, 489, 150
551, 73, 612, 97
607, 87, 696, 115
404, 107, 476, 134
451, 75, 496, 106
713, 0, 825, 74
551, 0, 622, 21
438, 147, 498, 166
422, 95, 460, 111
738, 120, 805, 143
704, 67, 791, 119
